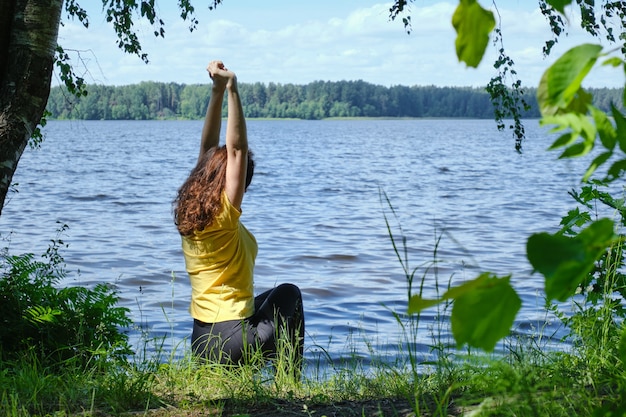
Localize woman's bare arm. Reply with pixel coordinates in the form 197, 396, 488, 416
198, 61, 228, 163
223, 72, 248, 210
203, 62, 248, 209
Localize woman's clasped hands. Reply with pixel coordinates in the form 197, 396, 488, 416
207, 60, 236, 90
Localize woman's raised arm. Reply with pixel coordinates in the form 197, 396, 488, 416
223, 71, 248, 210
202, 61, 248, 209
198, 61, 228, 163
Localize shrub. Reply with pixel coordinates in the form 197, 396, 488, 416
0, 225, 132, 366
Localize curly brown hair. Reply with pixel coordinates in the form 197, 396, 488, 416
173, 146, 254, 236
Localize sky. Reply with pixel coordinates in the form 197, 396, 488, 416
54, 0, 624, 89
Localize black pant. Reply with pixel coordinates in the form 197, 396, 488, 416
191, 283, 304, 366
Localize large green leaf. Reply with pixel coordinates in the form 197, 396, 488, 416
409, 273, 520, 352
450, 273, 520, 351
527, 233, 590, 301
452, 0, 495, 68
537, 44, 603, 116
527, 218, 615, 302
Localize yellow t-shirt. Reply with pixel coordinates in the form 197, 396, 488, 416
181, 191, 257, 323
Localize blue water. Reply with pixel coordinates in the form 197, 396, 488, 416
1, 119, 589, 368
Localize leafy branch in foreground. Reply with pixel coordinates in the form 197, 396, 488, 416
406, 0, 626, 363
538, 43, 626, 183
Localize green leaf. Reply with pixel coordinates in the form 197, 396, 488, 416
537, 44, 603, 116
582, 151, 612, 182
24, 306, 62, 324
612, 105, 626, 154
607, 159, 626, 181
407, 274, 490, 314
559, 142, 592, 159
549, 132, 576, 150
541, 114, 569, 132
567, 88, 594, 115
545, 0, 574, 14
527, 218, 615, 302
603, 56, 624, 67
408, 295, 441, 314
544, 112, 594, 137
452, 0, 496, 68
559, 207, 592, 234
591, 106, 617, 150
443, 272, 491, 299
449, 273, 520, 352
408, 272, 522, 351
553, 109, 589, 133
544, 112, 597, 158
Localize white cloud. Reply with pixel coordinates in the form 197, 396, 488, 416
54, 1, 623, 88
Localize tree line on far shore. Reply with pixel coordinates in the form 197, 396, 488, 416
46, 80, 623, 121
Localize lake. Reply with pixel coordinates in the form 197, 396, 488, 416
1, 119, 589, 369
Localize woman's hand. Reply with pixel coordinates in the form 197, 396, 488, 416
207, 60, 237, 91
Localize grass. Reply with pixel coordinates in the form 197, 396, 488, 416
2, 291, 625, 417
2, 196, 626, 416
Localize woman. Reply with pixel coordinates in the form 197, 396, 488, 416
173, 60, 304, 367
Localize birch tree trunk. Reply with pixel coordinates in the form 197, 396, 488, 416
0, 0, 63, 216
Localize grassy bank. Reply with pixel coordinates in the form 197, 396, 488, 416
2, 261, 626, 417
2, 319, 625, 417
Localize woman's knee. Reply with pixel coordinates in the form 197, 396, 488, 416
275, 283, 302, 300
256, 283, 302, 321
